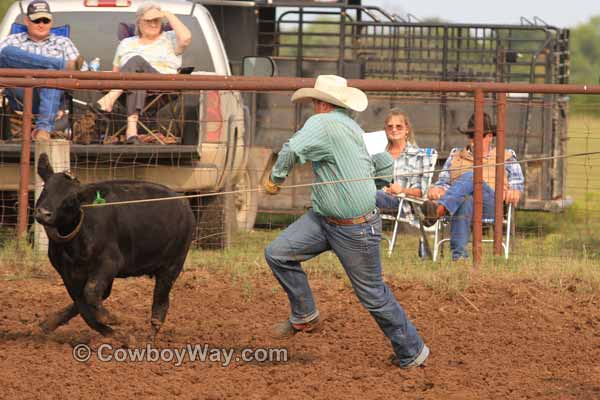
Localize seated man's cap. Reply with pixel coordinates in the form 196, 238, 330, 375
27, 0, 52, 21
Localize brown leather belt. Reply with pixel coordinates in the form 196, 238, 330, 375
324, 209, 378, 226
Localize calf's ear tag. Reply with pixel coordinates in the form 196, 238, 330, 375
93, 191, 106, 205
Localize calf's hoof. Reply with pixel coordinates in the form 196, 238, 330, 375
97, 309, 121, 326
150, 318, 162, 341
98, 325, 115, 337
39, 318, 60, 334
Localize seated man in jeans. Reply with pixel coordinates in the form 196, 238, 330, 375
420, 112, 524, 261
0, 0, 81, 141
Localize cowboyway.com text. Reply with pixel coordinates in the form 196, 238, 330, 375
72, 343, 288, 367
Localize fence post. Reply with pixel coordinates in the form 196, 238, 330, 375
472, 89, 485, 268
494, 93, 507, 256
34, 140, 71, 254
17, 86, 33, 242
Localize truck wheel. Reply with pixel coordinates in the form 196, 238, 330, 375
234, 167, 259, 231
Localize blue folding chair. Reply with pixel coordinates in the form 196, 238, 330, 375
10, 23, 70, 37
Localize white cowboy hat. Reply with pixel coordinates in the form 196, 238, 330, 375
291, 75, 368, 112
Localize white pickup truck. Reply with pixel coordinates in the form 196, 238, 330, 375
0, 0, 273, 246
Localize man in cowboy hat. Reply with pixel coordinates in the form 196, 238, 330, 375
421, 112, 524, 261
262, 75, 429, 368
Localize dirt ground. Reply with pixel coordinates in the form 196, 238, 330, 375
1, 267, 599, 400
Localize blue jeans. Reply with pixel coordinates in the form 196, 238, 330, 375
0, 46, 66, 132
438, 172, 495, 260
265, 209, 425, 366
375, 190, 399, 212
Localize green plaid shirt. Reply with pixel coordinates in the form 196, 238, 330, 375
272, 108, 392, 218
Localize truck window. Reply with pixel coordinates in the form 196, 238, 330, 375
13, 12, 215, 72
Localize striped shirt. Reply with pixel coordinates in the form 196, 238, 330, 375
272, 108, 392, 219
0, 32, 79, 61
434, 146, 525, 191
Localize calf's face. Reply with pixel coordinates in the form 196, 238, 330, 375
34, 154, 82, 227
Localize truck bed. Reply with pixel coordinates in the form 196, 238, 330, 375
0, 143, 200, 161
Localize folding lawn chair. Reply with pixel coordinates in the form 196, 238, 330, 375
431, 202, 515, 261
0, 23, 73, 141
381, 148, 438, 257
101, 22, 191, 145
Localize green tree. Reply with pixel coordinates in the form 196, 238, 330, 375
566, 16, 600, 113
570, 16, 600, 84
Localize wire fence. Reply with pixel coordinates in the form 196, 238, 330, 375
0, 85, 599, 262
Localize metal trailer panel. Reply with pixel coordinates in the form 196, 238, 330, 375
208, 1, 569, 211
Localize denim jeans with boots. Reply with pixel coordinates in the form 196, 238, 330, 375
0, 46, 66, 133
265, 209, 426, 367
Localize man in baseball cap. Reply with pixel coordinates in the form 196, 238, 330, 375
27, 0, 53, 21
0, 0, 81, 141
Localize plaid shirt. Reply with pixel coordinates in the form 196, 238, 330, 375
391, 143, 435, 192
386, 144, 437, 225
0, 32, 79, 61
434, 146, 525, 191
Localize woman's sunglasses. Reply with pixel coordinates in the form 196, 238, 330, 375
32, 18, 51, 25
142, 18, 162, 25
386, 124, 406, 130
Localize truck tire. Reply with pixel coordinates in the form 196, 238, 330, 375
234, 167, 259, 231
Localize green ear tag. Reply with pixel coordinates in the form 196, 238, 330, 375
93, 191, 106, 205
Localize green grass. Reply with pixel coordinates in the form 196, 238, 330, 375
2, 222, 599, 297
0, 238, 47, 280
510, 113, 600, 258
566, 114, 600, 203
556, 114, 600, 256
181, 227, 600, 298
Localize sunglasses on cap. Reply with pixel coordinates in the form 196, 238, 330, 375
32, 18, 51, 24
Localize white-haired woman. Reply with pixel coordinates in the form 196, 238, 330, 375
90, 2, 191, 144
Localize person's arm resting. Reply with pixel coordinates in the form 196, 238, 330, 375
63, 39, 81, 70
505, 150, 524, 204
427, 156, 453, 199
